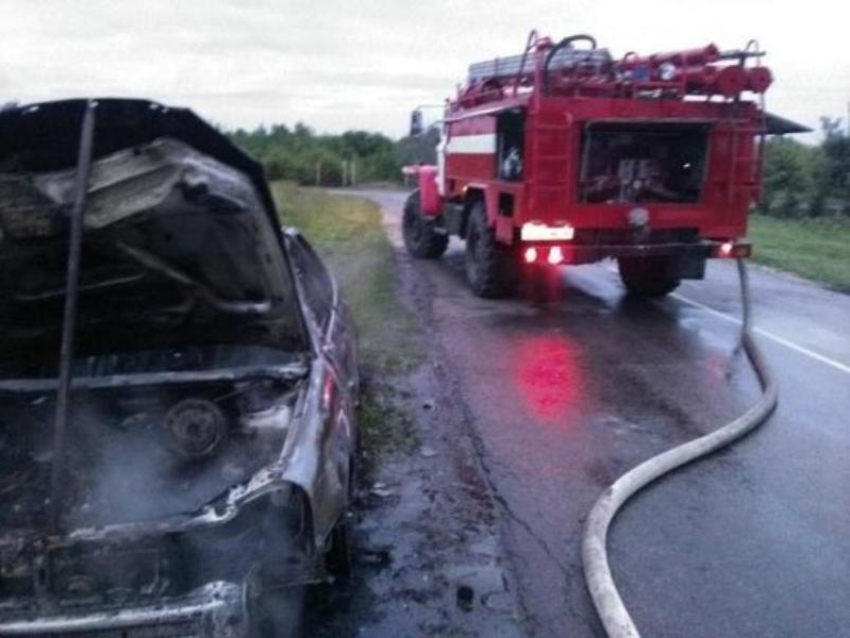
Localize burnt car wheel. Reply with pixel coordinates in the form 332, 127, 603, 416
464, 201, 518, 298
618, 256, 681, 297
247, 518, 351, 636
247, 570, 304, 638
403, 189, 449, 259
325, 518, 351, 584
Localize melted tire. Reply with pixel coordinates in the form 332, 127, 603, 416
247, 570, 304, 638
618, 256, 681, 297
325, 519, 351, 585
464, 202, 518, 298
402, 190, 448, 259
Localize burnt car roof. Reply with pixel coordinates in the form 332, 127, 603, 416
0, 98, 280, 237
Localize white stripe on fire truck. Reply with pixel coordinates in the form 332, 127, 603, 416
445, 134, 496, 154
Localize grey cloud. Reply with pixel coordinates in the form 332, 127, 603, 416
0, 0, 845, 139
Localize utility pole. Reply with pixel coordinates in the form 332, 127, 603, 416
315, 160, 322, 186
342, 160, 349, 186
350, 160, 357, 186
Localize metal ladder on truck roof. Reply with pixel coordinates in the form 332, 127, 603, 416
468, 47, 612, 85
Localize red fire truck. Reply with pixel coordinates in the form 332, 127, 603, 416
402, 32, 803, 297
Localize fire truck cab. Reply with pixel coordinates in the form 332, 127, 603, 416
403, 32, 791, 298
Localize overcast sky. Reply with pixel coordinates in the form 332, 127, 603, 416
1, 0, 847, 140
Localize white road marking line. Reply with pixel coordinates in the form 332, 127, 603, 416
602, 262, 850, 374
671, 292, 850, 376
605, 264, 850, 374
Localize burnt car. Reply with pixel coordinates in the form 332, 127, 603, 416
0, 99, 359, 636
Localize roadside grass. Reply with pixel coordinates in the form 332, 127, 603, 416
748, 215, 850, 291
273, 182, 421, 371
272, 182, 420, 461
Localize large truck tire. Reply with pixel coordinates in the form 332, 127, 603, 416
617, 255, 681, 297
402, 189, 449, 259
464, 201, 518, 298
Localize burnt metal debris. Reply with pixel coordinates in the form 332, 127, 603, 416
0, 99, 359, 636
49, 99, 97, 536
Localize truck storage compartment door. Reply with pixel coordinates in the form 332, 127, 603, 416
579, 121, 711, 204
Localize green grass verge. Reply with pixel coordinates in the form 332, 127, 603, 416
272, 182, 421, 465
748, 215, 850, 291
272, 182, 421, 372
356, 389, 418, 463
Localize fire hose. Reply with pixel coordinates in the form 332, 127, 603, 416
582, 258, 779, 637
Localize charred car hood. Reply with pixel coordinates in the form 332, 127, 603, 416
0, 99, 308, 370
0, 99, 312, 533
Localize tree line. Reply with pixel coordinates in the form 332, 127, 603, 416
762, 118, 850, 218
229, 119, 849, 218
228, 123, 425, 186
227, 123, 438, 186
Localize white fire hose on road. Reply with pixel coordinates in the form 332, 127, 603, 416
582, 258, 779, 637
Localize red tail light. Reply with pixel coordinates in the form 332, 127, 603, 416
524, 247, 539, 263
714, 241, 751, 259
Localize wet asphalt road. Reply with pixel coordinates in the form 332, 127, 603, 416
358, 189, 850, 637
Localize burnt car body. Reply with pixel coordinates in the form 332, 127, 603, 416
0, 99, 359, 636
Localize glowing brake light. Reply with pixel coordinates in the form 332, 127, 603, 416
521, 222, 575, 242
524, 247, 539, 264
715, 241, 751, 259
548, 246, 564, 265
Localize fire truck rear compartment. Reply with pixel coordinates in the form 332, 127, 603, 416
579, 123, 710, 204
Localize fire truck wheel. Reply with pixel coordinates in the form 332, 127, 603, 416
402, 190, 449, 259
617, 256, 681, 297
465, 202, 518, 298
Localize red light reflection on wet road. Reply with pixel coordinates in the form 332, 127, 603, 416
515, 335, 583, 422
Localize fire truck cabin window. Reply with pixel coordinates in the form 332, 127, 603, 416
497, 110, 525, 181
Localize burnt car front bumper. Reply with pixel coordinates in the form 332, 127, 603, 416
0, 581, 246, 637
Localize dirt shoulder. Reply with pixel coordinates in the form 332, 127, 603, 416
275, 184, 523, 636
